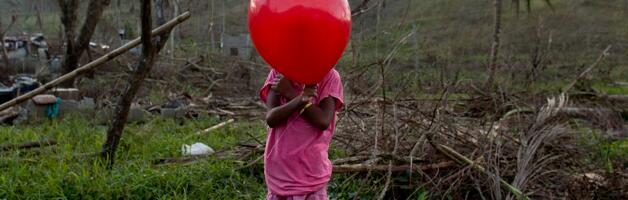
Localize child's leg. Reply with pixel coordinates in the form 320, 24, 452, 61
304, 187, 327, 200
265, 187, 328, 200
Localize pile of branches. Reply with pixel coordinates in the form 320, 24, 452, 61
330, 92, 627, 199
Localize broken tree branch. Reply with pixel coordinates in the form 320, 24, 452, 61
1, 139, 57, 151
196, 119, 235, 135
333, 161, 454, 173
562, 45, 612, 94
0, 11, 191, 113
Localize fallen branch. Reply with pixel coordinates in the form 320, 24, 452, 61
562, 45, 612, 94
332, 155, 370, 165
332, 153, 421, 165
196, 119, 235, 135
333, 161, 454, 173
0, 11, 192, 112
1, 139, 58, 151
430, 143, 529, 200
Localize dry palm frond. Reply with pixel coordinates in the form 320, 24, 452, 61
507, 94, 568, 200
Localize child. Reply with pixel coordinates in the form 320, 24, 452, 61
259, 68, 344, 200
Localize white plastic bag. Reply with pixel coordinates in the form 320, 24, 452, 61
181, 142, 214, 156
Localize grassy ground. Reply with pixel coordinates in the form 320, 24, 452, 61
0, 115, 393, 199
2, 113, 624, 199
1, 116, 266, 199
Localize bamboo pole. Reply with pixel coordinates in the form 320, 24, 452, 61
0, 12, 191, 112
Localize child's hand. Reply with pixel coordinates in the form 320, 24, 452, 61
270, 75, 296, 99
300, 85, 318, 103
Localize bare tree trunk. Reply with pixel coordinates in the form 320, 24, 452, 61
0, 39, 10, 83
375, 0, 382, 58
35, 4, 45, 32
487, 0, 502, 87
208, 0, 215, 51
100, 0, 170, 167
413, 24, 420, 88
512, 0, 520, 18
220, 0, 227, 49
170, 0, 180, 59
57, 0, 111, 87
57, 0, 80, 86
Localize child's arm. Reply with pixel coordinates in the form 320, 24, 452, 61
265, 77, 315, 127
300, 97, 337, 131
265, 75, 294, 109
265, 93, 312, 128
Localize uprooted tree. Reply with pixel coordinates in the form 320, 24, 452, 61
100, 0, 171, 167
56, 0, 111, 87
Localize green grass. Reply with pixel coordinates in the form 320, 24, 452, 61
592, 81, 628, 95
575, 124, 628, 172
0, 116, 403, 199
0, 116, 268, 199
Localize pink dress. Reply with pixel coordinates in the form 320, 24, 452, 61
259, 69, 344, 198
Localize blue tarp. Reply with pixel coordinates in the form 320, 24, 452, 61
0, 76, 41, 105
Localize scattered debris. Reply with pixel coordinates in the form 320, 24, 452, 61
1, 34, 50, 75
46, 88, 80, 101
18, 97, 96, 123
0, 106, 19, 124
181, 142, 214, 156
32, 94, 57, 105
0, 75, 41, 105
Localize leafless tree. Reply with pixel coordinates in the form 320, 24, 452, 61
35, 4, 45, 33
57, 0, 111, 87
100, 0, 171, 167
487, 0, 503, 87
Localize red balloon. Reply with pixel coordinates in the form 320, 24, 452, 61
248, 0, 352, 84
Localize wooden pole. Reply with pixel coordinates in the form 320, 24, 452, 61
0, 12, 191, 113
